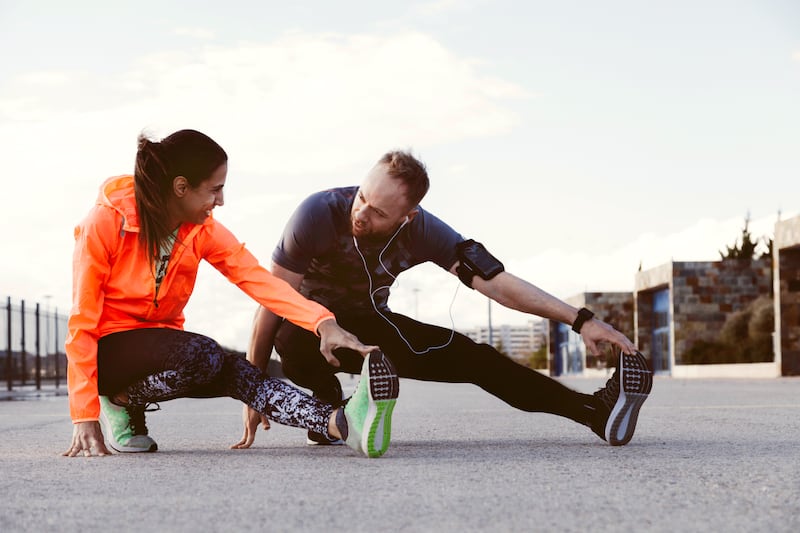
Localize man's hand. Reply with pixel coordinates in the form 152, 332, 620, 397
231, 405, 271, 449
580, 319, 638, 356
62, 421, 111, 457
316, 318, 379, 367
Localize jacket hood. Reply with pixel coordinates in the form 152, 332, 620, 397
97, 175, 140, 233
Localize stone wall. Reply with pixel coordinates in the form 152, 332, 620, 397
672, 259, 772, 363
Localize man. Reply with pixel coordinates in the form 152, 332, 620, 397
232, 151, 652, 450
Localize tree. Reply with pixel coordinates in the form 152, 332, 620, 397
527, 346, 548, 370
494, 339, 507, 357
720, 214, 758, 260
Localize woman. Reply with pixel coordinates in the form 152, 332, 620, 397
63, 129, 399, 459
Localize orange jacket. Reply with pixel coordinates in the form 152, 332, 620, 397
66, 175, 334, 423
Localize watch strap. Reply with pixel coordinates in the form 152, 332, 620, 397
572, 307, 594, 333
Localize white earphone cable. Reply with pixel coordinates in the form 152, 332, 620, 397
352, 222, 458, 355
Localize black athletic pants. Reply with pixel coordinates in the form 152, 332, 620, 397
97, 328, 333, 436
276, 311, 598, 426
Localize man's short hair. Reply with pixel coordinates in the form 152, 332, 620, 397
377, 151, 430, 207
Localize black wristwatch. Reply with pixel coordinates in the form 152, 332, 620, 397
571, 307, 594, 333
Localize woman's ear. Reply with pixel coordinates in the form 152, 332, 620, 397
172, 176, 188, 197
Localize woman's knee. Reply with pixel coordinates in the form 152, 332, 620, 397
182, 334, 226, 382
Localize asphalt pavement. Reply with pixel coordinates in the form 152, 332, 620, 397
1, 375, 799, 532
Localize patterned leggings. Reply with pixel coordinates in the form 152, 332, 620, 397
97, 328, 333, 437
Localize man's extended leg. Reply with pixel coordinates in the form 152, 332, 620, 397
340, 312, 651, 444
275, 319, 364, 402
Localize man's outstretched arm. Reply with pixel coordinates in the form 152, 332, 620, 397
449, 264, 637, 356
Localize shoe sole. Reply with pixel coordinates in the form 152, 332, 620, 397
99, 409, 158, 453
363, 351, 400, 458
605, 351, 653, 446
306, 436, 345, 446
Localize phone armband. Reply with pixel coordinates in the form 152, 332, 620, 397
455, 239, 505, 289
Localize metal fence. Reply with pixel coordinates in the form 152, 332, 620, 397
2, 296, 68, 392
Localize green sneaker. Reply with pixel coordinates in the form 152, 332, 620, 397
338, 350, 399, 458
99, 396, 158, 453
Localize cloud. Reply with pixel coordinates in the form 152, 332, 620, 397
0, 31, 527, 175
173, 27, 216, 40
793, 50, 800, 62
410, 0, 463, 17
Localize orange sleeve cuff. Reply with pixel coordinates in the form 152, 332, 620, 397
72, 418, 99, 424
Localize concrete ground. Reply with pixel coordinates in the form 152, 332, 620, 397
1, 376, 799, 532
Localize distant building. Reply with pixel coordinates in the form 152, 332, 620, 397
548, 292, 634, 376
463, 320, 547, 364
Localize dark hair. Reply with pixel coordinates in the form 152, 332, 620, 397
134, 129, 227, 267
377, 150, 429, 207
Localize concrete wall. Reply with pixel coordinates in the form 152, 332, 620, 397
634, 263, 672, 362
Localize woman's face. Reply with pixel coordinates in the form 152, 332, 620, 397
172, 162, 227, 226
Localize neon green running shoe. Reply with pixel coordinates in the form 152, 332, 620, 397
339, 350, 399, 458
99, 396, 158, 453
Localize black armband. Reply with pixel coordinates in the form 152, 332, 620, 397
455, 239, 504, 289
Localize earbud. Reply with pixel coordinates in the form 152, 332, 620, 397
400, 216, 410, 227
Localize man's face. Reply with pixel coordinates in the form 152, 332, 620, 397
350, 163, 414, 240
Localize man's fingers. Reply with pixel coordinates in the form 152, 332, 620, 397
241, 430, 255, 448
231, 432, 253, 449
322, 352, 341, 367
358, 344, 380, 356
584, 340, 599, 357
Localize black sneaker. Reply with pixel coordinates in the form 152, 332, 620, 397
307, 379, 345, 446
591, 351, 653, 446
306, 431, 345, 445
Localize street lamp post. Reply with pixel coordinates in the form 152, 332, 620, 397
43, 295, 51, 378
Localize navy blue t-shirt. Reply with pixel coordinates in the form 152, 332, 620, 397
272, 186, 464, 315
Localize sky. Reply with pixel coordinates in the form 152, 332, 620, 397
1, 0, 798, 351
